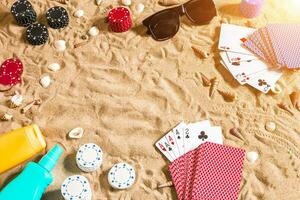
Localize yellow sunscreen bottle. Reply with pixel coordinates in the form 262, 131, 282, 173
0, 124, 46, 174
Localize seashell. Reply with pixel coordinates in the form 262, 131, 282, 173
209, 77, 219, 97
74, 9, 84, 18
68, 127, 84, 139
1, 113, 13, 121
191, 46, 209, 59
217, 90, 237, 102
40, 75, 51, 88
246, 151, 258, 164
55, 0, 68, 4
136, 3, 145, 14
229, 127, 245, 141
157, 181, 173, 189
74, 41, 88, 48
277, 102, 293, 115
265, 121, 276, 132
21, 99, 42, 114
96, 0, 102, 5
271, 84, 282, 94
48, 63, 61, 72
54, 40, 66, 52
88, 26, 100, 37
159, 0, 181, 6
122, 0, 132, 6
289, 91, 299, 108
22, 119, 32, 126
10, 93, 23, 107
200, 72, 211, 87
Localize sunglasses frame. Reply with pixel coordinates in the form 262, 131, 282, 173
143, 0, 217, 41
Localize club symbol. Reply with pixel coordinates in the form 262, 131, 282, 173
258, 79, 267, 86
198, 131, 208, 141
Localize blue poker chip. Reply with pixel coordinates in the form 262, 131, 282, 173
61, 175, 92, 200
108, 162, 136, 190
76, 143, 103, 172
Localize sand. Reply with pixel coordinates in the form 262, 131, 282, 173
0, 0, 300, 199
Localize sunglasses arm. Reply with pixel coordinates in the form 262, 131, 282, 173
178, 5, 186, 16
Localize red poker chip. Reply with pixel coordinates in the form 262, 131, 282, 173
108, 7, 132, 33
0, 58, 23, 86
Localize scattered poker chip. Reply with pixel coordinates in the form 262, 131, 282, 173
11, 0, 37, 27
76, 143, 103, 172
108, 7, 132, 33
108, 162, 136, 189
61, 175, 92, 200
26, 23, 49, 45
0, 58, 23, 87
46, 6, 69, 29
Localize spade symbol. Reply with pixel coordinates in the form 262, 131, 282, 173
185, 134, 189, 139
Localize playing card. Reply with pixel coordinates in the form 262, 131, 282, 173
183, 120, 210, 154
218, 23, 256, 55
165, 129, 181, 159
225, 51, 258, 63
191, 142, 246, 200
171, 122, 186, 158
155, 136, 175, 162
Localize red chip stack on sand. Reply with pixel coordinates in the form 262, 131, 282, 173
0, 58, 23, 86
108, 7, 132, 33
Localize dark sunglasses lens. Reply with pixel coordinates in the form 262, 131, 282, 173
185, 0, 217, 24
149, 10, 179, 41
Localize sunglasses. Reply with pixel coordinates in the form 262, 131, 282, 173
143, 0, 217, 41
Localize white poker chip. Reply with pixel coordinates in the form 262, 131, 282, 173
108, 162, 136, 190
76, 143, 103, 172
61, 175, 92, 200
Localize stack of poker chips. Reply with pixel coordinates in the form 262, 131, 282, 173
46, 6, 69, 29
26, 23, 49, 45
76, 143, 103, 172
108, 162, 136, 190
108, 7, 132, 33
61, 175, 92, 200
11, 0, 37, 27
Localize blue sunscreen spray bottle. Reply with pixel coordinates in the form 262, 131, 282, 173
0, 144, 63, 200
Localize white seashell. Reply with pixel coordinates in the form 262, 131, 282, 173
54, 40, 66, 52
10, 94, 23, 107
122, 0, 131, 6
74, 9, 84, 18
40, 75, 51, 88
96, 0, 102, 5
68, 127, 84, 139
265, 121, 276, 132
1, 113, 13, 121
271, 83, 282, 94
246, 151, 259, 164
48, 63, 61, 72
136, 3, 145, 14
88, 26, 100, 37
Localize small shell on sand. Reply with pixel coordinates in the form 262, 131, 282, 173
74, 9, 84, 18
209, 77, 219, 97
191, 46, 209, 59
1, 113, 13, 121
40, 75, 51, 88
96, 0, 102, 5
157, 181, 173, 189
277, 102, 293, 115
48, 63, 61, 72
122, 0, 131, 6
265, 121, 276, 132
54, 40, 66, 52
68, 127, 84, 139
289, 91, 299, 107
88, 26, 100, 37
159, 0, 180, 6
246, 151, 259, 164
217, 90, 237, 102
200, 73, 211, 87
271, 84, 282, 94
10, 93, 23, 107
229, 127, 245, 141
136, 3, 145, 14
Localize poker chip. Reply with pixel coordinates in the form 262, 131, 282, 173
61, 175, 92, 200
76, 143, 103, 172
26, 23, 49, 45
46, 6, 69, 29
108, 162, 136, 189
0, 58, 23, 87
107, 7, 132, 33
11, 0, 37, 27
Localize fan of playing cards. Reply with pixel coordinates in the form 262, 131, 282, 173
218, 23, 283, 93
155, 121, 246, 200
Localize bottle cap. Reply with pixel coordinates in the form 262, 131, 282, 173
39, 144, 63, 172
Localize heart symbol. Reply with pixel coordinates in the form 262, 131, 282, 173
0, 58, 23, 86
